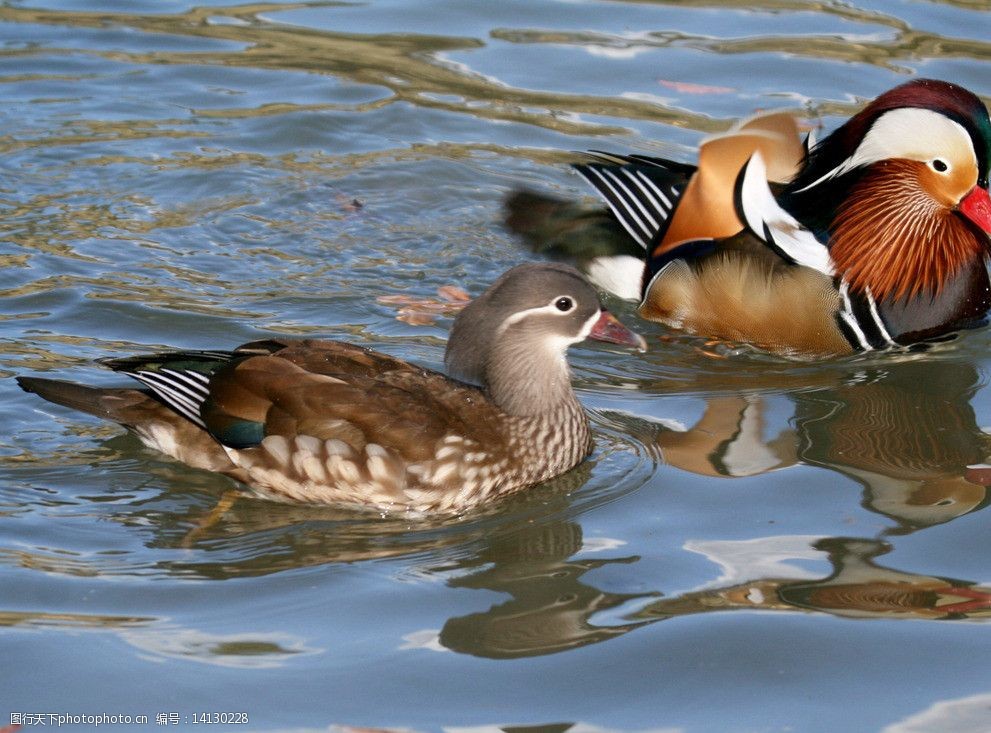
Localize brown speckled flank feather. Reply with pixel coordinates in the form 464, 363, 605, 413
18, 264, 642, 515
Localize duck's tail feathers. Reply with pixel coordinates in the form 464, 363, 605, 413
504, 189, 640, 258
17, 376, 150, 423
18, 375, 244, 474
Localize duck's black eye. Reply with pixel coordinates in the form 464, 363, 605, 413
555, 297, 574, 312
932, 159, 948, 173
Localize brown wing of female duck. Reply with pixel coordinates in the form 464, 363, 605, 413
101, 342, 522, 510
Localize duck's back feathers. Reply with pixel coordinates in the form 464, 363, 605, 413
657, 111, 807, 255
104, 339, 504, 458
561, 111, 811, 303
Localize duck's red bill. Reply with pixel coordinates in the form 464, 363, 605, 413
960, 186, 991, 235
965, 463, 991, 486
590, 310, 647, 351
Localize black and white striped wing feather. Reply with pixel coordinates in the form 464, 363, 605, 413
125, 367, 212, 428
573, 154, 689, 250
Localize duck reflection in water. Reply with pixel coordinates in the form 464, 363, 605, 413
434, 530, 991, 659
655, 357, 991, 529
634, 536, 991, 623
438, 518, 652, 659
432, 358, 991, 659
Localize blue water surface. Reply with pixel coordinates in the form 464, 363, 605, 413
2, 1, 990, 732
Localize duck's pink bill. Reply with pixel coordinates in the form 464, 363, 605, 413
590, 311, 647, 352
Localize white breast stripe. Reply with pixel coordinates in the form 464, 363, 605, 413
865, 286, 896, 346
837, 281, 871, 351
840, 280, 872, 351
838, 311, 871, 351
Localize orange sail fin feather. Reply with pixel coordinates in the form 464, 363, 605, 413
657, 112, 805, 254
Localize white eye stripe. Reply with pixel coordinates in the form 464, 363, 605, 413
500, 302, 574, 330
795, 108, 976, 192
495, 303, 602, 354
496, 297, 591, 340
854, 109, 974, 166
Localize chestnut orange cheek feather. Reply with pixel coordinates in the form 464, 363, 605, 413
829, 161, 986, 302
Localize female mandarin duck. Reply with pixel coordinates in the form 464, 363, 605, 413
18, 264, 643, 514
506, 79, 991, 356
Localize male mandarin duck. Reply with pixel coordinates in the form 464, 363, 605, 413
506, 79, 991, 356
18, 264, 644, 514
